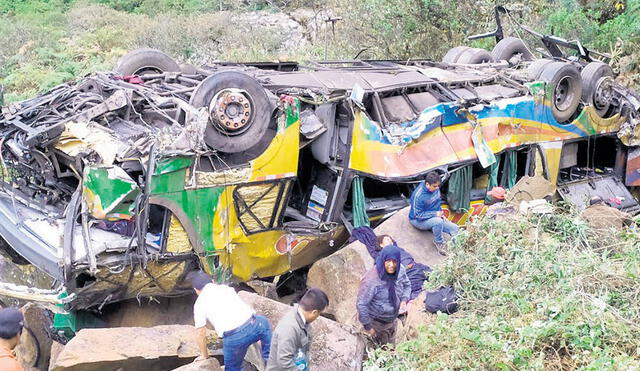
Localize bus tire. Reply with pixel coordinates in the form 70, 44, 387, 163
189, 71, 273, 153
456, 48, 494, 64
527, 59, 554, 80
492, 37, 533, 63
581, 62, 614, 117
114, 48, 180, 76
538, 62, 583, 123
442, 46, 471, 63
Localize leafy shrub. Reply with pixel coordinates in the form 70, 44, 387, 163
365, 208, 640, 370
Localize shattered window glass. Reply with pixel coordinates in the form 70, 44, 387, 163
233, 180, 292, 234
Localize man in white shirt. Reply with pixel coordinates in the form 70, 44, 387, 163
191, 271, 272, 371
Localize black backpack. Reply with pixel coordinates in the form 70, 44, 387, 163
424, 286, 458, 314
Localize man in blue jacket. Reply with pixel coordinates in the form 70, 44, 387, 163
408, 171, 459, 255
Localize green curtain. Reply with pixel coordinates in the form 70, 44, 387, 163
485, 155, 501, 202
447, 165, 472, 213
352, 176, 370, 227
500, 150, 518, 189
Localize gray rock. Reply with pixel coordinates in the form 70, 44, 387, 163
171, 358, 223, 371
50, 325, 199, 371
48, 341, 65, 371
14, 303, 54, 371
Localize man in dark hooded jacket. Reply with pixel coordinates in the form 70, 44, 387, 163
356, 245, 411, 345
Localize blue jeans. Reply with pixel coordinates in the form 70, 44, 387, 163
410, 216, 459, 244
223, 315, 272, 371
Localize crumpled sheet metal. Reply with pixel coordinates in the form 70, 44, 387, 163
82, 261, 187, 299
166, 215, 193, 254
83, 167, 140, 220
154, 96, 209, 154
189, 166, 253, 188
618, 116, 640, 146
55, 121, 125, 166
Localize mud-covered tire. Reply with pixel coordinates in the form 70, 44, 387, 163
190, 71, 272, 153
492, 37, 533, 63
114, 48, 180, 75
581, 62, 614, 117
527, 59, 554, 80
539, 62, 583, 123
456, 48, 494, 64
442, 46, 471, 63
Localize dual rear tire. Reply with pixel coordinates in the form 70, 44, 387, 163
442, 46, 494, 64
534, 61, 614, 121
114, 49, 274, 155
442, 37, 533, 65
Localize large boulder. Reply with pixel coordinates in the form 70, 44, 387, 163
171, 358, 223, 371
50, 325, 199, 371
307, 207, 444, 327
238, 291, 365, 371
395, 292, 437, 343
48, 341, 65, 371
13, 303, 54, 371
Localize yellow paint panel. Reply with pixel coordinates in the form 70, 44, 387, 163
212, 187, 249, 254
221, 230, 291, 281
535, 150, 545, 178
250, 121, 300, 180
538, 142, 563, 185
585, 107, 624, 133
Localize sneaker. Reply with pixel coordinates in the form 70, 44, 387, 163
434, 241, 447, 256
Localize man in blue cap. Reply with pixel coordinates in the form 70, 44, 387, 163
0, 307, 24, 371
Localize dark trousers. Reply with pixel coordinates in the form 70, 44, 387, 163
223, 315, 272, 371
372, 318, 398, 346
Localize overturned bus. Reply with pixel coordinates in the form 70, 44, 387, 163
1, 29, 640, 311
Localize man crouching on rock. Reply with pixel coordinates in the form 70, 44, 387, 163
191, 271, 272, 371
266, 288, 329, 370
0, 308, 24, 371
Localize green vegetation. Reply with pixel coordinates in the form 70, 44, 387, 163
0, 2, 639, 368
365, 206, 640, 370
0, 0, 638, 102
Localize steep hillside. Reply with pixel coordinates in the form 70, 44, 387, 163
366, 207, 640, 370
0, 0, 638, 102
